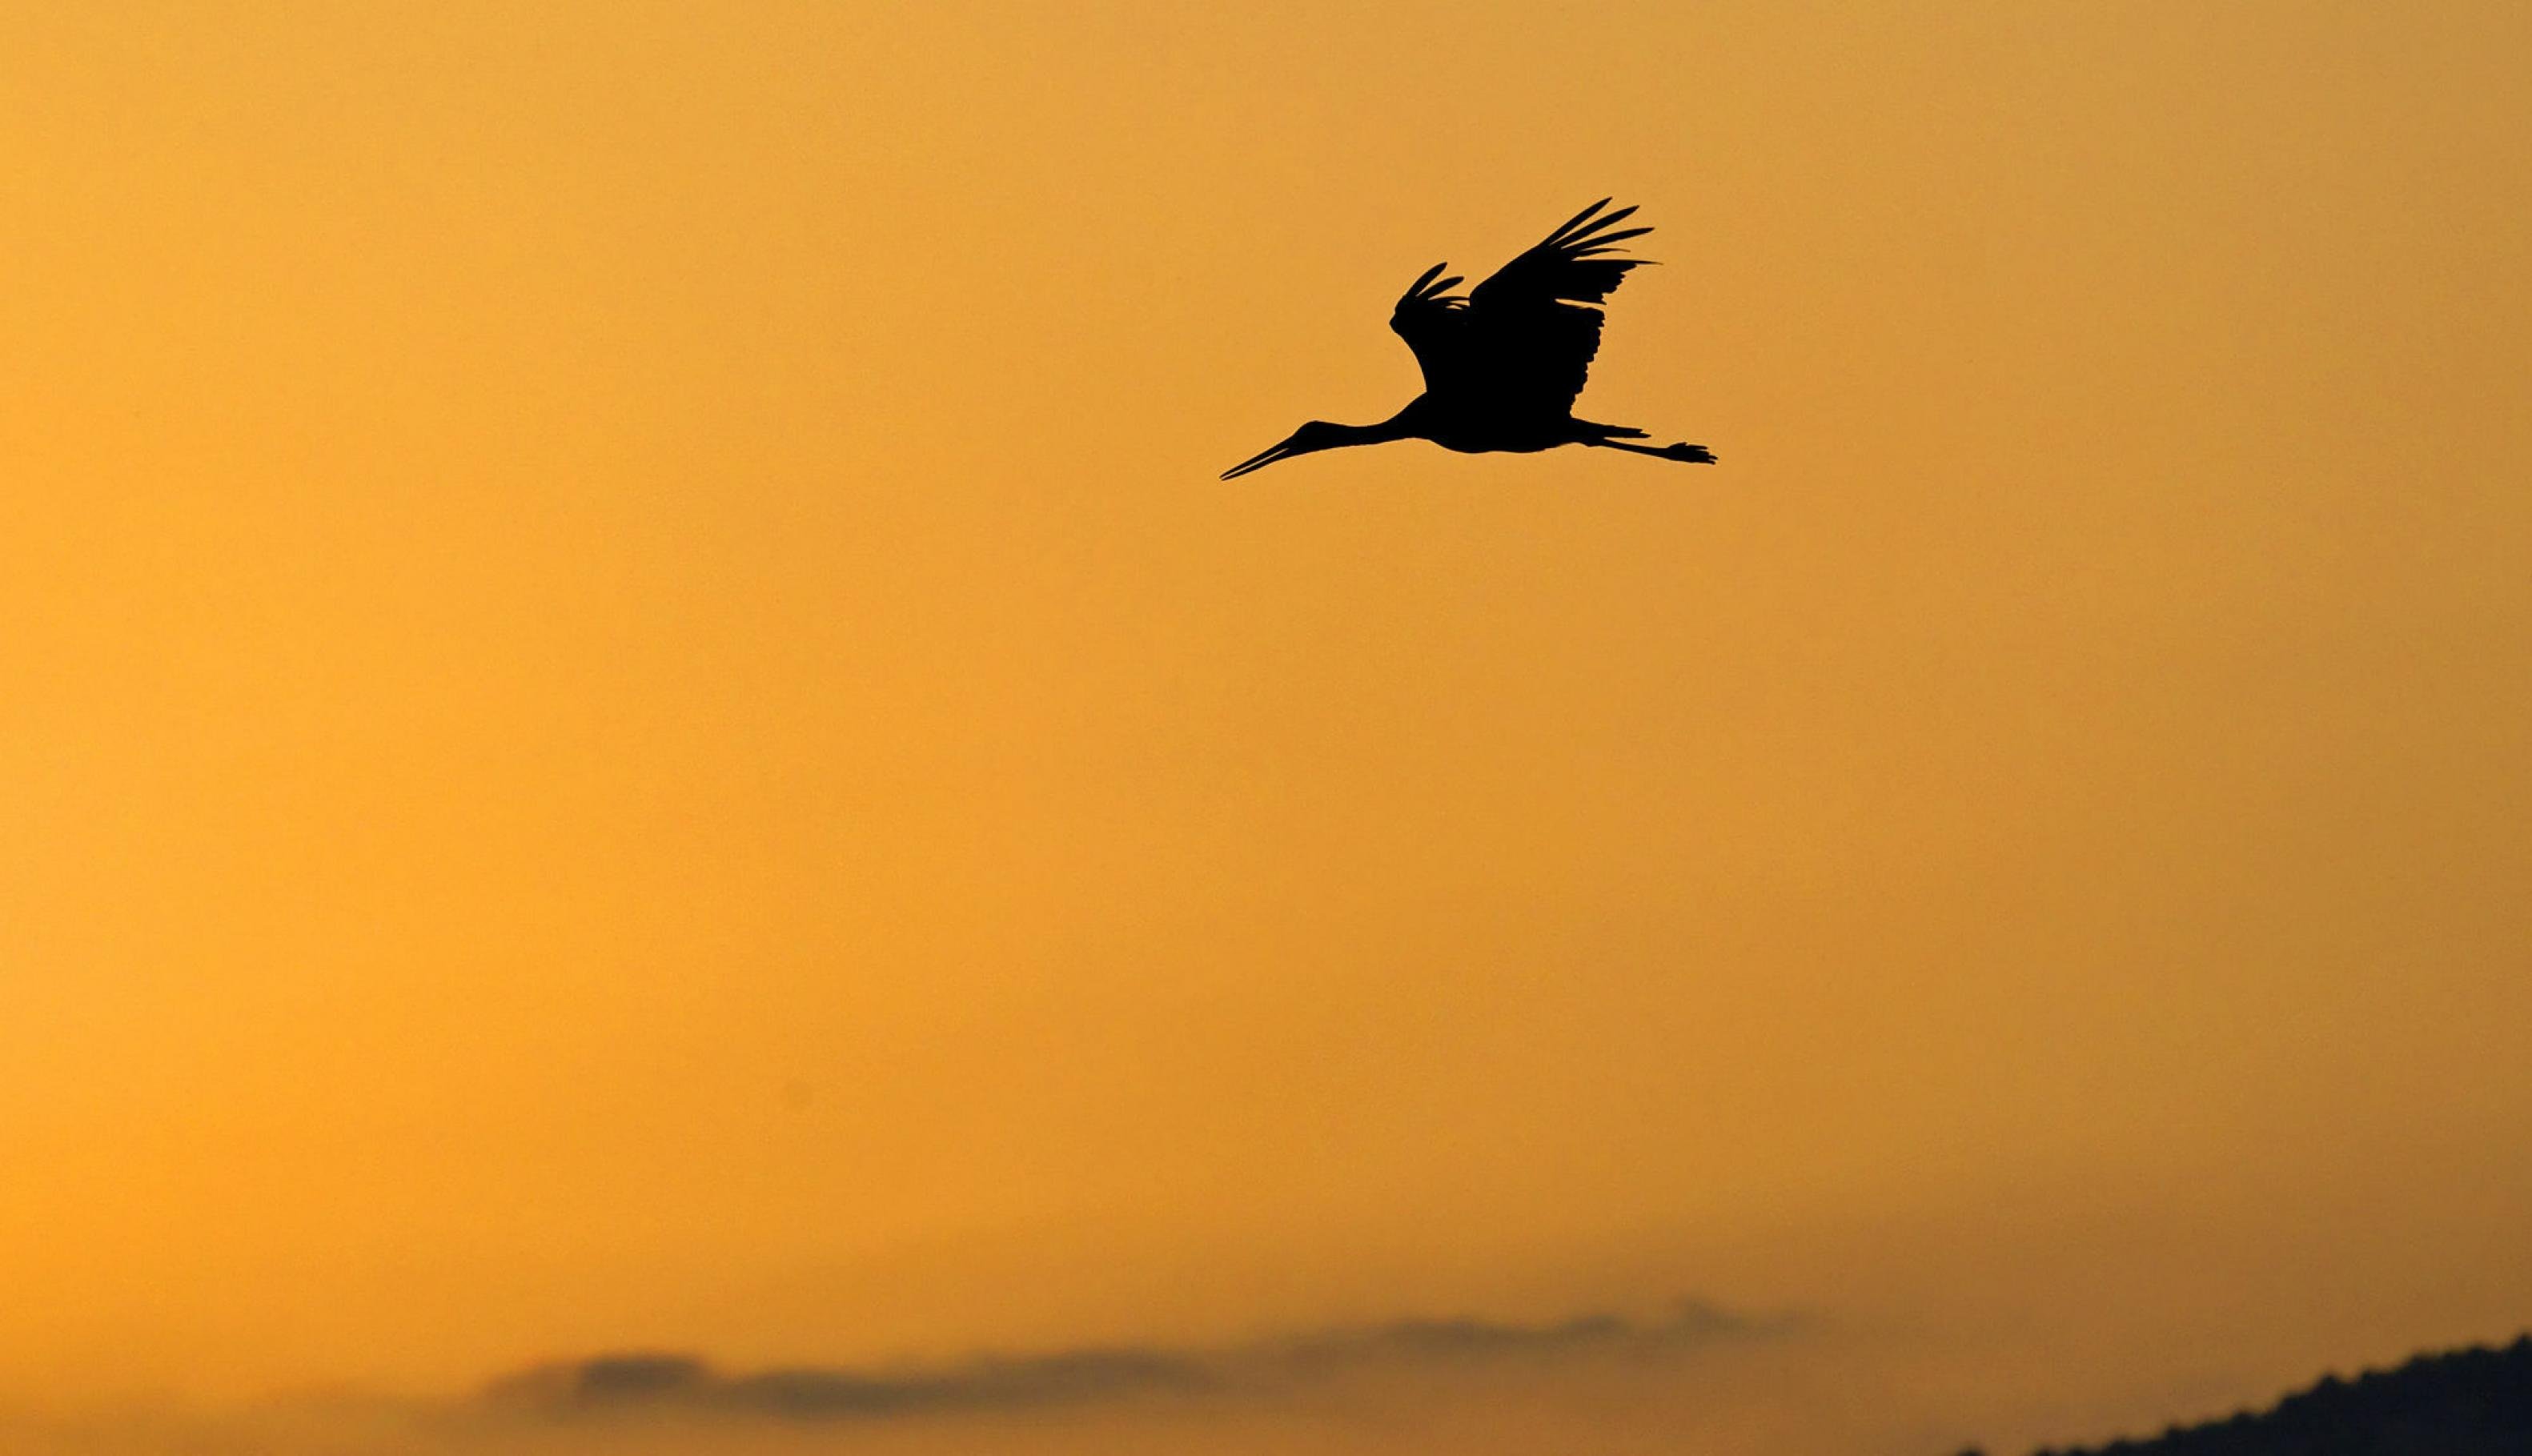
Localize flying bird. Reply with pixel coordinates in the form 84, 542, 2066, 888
1222, 199, 1716, 480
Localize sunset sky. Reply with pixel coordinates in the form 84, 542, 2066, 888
6, 5, 2531, 1454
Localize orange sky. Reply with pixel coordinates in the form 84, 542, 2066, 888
6, 5, 2531, 1454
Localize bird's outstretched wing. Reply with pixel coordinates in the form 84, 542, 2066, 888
1387, 201, 1655, 415
1387, 260, 1471, 398
1474, 199, 1651, 311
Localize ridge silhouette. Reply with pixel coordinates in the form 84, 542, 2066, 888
1956, 1334, 2532, 1456
1222, 199, 1717, 479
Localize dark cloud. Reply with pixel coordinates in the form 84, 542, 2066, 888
500, 1346, 1217, 1420
1274, 1298, 1760, 1369
480, 1298, 1791, 1425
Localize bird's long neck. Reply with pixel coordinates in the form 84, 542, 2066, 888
1336, 409, 1422, 447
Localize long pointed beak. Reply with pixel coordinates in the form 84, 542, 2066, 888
1220, 439, 1298, 481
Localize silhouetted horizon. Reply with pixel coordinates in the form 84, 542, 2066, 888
1966, 1334, 2532, 1456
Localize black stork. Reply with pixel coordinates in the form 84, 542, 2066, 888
1222, 199, 1716, 480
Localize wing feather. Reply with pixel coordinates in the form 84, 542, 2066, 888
1386, 202, 1658, 415
1389, 259, 1472, 395
1459, 201, 1656, 414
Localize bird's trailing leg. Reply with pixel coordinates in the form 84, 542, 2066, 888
1587, 438, 1717, 464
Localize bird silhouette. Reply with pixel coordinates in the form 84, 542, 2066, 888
1222, 199, 1716, 480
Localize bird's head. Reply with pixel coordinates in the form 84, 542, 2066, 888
1221, 420, 1351, 480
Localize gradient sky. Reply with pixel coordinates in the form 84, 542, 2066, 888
6, 5, 2531, 1454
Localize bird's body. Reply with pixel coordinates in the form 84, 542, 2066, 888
1223, 200, 1715, 479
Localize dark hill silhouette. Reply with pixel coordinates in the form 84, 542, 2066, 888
1963, 1334, 2532, 1456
